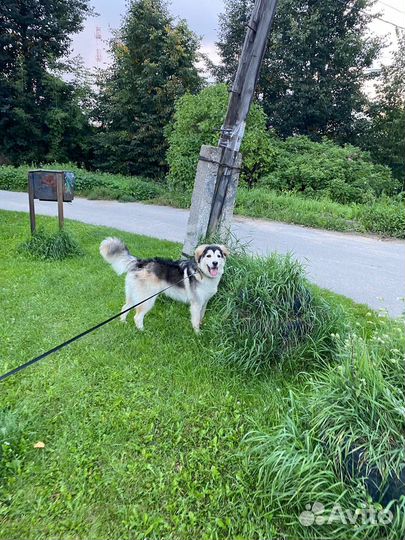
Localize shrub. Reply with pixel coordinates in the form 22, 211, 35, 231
19, 229, 83, 260
246, 322, 405, 539
259, 136, 400, 204
0, 164, 30, 191
165, 84, 276, 192
207, 253, 345, 373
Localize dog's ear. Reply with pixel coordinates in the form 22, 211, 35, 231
219, 245, 230, 258
194, 244, 209, 262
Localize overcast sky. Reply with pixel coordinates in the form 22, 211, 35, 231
71, 0, 405, 71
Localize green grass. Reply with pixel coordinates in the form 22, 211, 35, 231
246, 325, 405, 539
235, 188, 405, 238
1, 210, 403, 539
0, 210, 292, 539
207, 253, 345, 374
19, 228, 83, 260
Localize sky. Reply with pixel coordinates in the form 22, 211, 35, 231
71, 0, 405, 72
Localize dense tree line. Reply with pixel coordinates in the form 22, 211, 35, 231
0, 0, 403, 182
0, 0, 94, 165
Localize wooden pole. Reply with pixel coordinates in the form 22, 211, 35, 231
56, 173, 64, 230
207, 0, 279, 236
28, 172, 36, 234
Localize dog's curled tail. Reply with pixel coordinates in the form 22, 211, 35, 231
99, 237, 136, 275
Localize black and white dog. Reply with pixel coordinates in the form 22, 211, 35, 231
100, 238, 229, 332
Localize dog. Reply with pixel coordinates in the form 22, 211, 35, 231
100, 238, 229, 333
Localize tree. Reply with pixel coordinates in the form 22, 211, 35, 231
0, 0, 92, 164
359, 31, 405, 184
214, 0, 382, 142
165, 84, 277, 192
93, 0, 202, 177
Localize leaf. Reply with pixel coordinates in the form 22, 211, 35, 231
34, 441, 45, 449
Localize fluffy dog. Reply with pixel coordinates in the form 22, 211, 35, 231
100, 238, 229, 332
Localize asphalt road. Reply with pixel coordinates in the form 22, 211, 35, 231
1, 190, 404, 317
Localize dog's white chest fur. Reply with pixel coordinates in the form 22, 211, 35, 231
164, 273, 219, 305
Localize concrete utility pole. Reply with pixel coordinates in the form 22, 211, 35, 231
183, 0, 279, 257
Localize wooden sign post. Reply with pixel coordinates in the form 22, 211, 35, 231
28, 170, 75, 234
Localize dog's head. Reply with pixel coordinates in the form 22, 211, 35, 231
194, 244, 229, 279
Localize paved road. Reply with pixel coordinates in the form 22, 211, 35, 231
1, 190, 404, 317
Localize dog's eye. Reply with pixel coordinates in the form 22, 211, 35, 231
206, 254, 211, 258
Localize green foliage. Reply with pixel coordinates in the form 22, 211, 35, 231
207, 253, 345, 373
165, 84, 275, 191
0, 164, 30, 191
235, 188, 365, 232
246, 319, 405, 539
19, 229, 83, 260
357, 31, 405, 183
0, 1, 93, 166
215, 0, 382, 141
93, 0, 202, 177
0, 163, 163, 202
360, 196, 405, 238
236, 188, 405, 238
259, 136, 400, 203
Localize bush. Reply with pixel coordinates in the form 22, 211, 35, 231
259, 136, 400, 204
207, 253, 345, 373
165, 84, 277, 192
0, 164, 30, 191
19, 229, 83, 260
246, 322, 405, 539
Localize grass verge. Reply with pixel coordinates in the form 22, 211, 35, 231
1, 164, 404, 238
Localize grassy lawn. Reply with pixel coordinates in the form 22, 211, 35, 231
0, 211, 297, 539
1, 210, 403, 539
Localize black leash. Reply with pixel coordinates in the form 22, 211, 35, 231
0, 272, 196, 383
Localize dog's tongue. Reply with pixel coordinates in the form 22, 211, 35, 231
210, 267, 219, 277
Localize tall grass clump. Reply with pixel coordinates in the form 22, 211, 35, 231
208, 253, 345, 373
246, 321, 405, 539
19, 229, 83, 261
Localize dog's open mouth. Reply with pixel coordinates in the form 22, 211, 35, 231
208, 265, 218, 277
